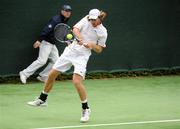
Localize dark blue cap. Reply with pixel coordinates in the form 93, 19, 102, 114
61, 5, 72, 12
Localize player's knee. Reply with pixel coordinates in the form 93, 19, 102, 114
49, 57, 58, 64
51, 59, 58, 64
37, 58, 47, 65
48, 69, 59, 80
72, 77, 81, 86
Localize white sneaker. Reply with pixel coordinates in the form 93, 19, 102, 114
27, 98, 47, 107
80, 109, 91, 122
37, 76, 47, 82
19, 71, 27, 84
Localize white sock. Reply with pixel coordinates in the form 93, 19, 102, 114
42, 90, 48, 95
81, 99, 88, 103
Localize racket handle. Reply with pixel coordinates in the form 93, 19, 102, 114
75, 37, 80, 42
75, 37, 84, 45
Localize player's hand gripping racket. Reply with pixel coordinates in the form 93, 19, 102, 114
54, 23, 79, 44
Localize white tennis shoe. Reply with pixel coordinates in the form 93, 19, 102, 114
27, 98, 47, 107
37, 76, 47, 82
19, 71, 27, 84
80, 109, 91, 122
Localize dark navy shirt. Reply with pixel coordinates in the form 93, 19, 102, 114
37, 14, 69, 44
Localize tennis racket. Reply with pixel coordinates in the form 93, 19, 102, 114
54, 23, 78, 44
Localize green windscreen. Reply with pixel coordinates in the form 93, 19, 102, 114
0, 0, 180, 76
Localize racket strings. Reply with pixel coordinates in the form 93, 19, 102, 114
55, 26, 68, 40
54, 24, 72, 43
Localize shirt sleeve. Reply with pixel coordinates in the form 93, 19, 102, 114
97, 28, 108, 48
37, 18, 57, 42
73, 16, 88, 31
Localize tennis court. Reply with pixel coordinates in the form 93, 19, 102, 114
0, 76, 180, 129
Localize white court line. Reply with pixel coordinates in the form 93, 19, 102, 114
33, 119, 180, 129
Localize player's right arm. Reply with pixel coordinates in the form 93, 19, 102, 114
72, 27, 83, 43
72, 16, 87, 44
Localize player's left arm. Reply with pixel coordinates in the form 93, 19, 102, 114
85, 31, 107, 53
73, 27, 104, 53
83, 43, 104, 53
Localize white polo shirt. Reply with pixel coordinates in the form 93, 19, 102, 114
68, 15, 108, 57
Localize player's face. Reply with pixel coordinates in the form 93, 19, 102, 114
61, 10, 71, 18
90, 18, 101, 27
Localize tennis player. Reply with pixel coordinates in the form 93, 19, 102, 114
27, 9, 108, 122
19, 5, 72, 84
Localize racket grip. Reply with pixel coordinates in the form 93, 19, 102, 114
75, 37, 80, 42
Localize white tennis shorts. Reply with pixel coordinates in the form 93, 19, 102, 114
53, 46, 89, 78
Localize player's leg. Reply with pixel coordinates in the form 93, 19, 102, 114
27, 68, 60, 106
38, 45, 59, 82
19, 41, 53, 84
73, 73, 91, 122
27, 55, 72, 106
73, 73, 87, 102
73, 57, 91, 122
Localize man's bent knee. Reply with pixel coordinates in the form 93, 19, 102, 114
48, 69, 60, 80
73, 74, 83, 86
36, 59, 47, 66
